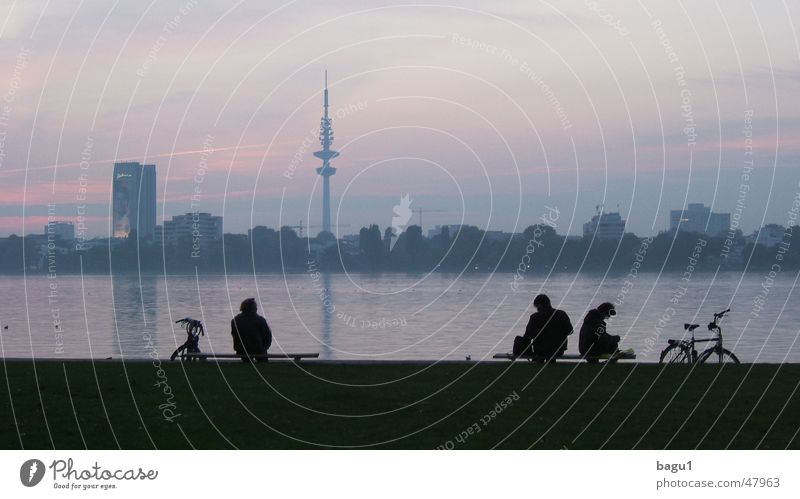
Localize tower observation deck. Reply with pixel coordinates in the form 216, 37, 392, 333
313, 70, 339, 234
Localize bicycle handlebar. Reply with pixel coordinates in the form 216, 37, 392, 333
708, 309, 730, 331
175, 317, 205, 336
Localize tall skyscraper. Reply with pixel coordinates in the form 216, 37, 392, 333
112, 161, 156, 239
313, 71, 338, 234
140, 163, 156, 239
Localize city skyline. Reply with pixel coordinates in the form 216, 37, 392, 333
37, 202, 793, 243
0, 1, 798, 239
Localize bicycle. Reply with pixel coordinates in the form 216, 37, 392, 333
659, 309, 740, 364
170, 317, 205, 361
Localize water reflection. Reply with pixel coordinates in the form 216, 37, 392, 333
1, 273, 798, 362
111, 274, 159, 358
320, 272, 333, 359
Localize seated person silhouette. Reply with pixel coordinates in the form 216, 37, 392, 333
231, 298, 272, 362
579, 302, 621, 358
521, 294, 573, 361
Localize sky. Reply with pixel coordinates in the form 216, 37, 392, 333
0, 0, 798, 238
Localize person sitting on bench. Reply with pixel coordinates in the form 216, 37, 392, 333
231, 298, 272, 362
579, 302, 621, 357
520, 294, 573, 361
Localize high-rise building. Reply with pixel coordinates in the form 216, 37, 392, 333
708, 212, 731, 236
313, 71, 338, 234
140, 163, 156, 239
583, 211, 626, 240
670, 203, 730, 236
112, 161, 156, 239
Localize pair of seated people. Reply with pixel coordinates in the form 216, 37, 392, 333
516, 295, 622, 360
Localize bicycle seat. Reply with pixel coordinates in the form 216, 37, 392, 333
684, 323, 700, 331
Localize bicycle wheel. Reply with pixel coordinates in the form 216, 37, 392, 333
698, 347, 740, 364
659, 342, 691, 363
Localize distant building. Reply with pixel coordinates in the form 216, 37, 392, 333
112, 162, 156, 239
747, 224, 786, 247
44, 221, 75, 241
670, 203, 730, 236
708, 213, 731, 236
583, 211, 626, 240
427, 224, 467, 239
422, 226, 518, 241
160, 213, 222, 251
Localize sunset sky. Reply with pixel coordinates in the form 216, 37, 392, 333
0, 0, 798, 237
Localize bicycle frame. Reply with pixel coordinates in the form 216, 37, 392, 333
666, 309, 730, 363
684, 329, 720, 362
704, 310, 728, 363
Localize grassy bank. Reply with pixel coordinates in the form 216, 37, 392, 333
1, 361, 798, 449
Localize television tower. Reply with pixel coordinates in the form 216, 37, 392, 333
313, 70, 338, 234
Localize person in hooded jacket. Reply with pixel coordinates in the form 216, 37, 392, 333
579, 302, 620, 357
231, 298, 272, 362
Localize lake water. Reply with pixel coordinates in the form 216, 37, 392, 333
1, 271, 798, 362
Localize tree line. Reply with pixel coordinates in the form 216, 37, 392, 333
1, 224, 797, 274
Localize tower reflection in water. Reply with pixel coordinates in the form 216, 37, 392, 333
319, 272, 334, 359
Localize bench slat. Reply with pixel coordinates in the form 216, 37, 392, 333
492, 352, 635, 361
182, 353, 319, 360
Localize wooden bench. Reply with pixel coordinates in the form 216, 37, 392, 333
181, 352, 320, 362
493, 351, 636, 364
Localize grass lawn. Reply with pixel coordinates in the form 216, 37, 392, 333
1, 360, 798, 449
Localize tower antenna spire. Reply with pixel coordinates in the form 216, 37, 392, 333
323, 69, 329, 119
314, 70, 339, 234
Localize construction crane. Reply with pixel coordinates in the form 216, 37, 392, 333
282, 220, 350, 238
